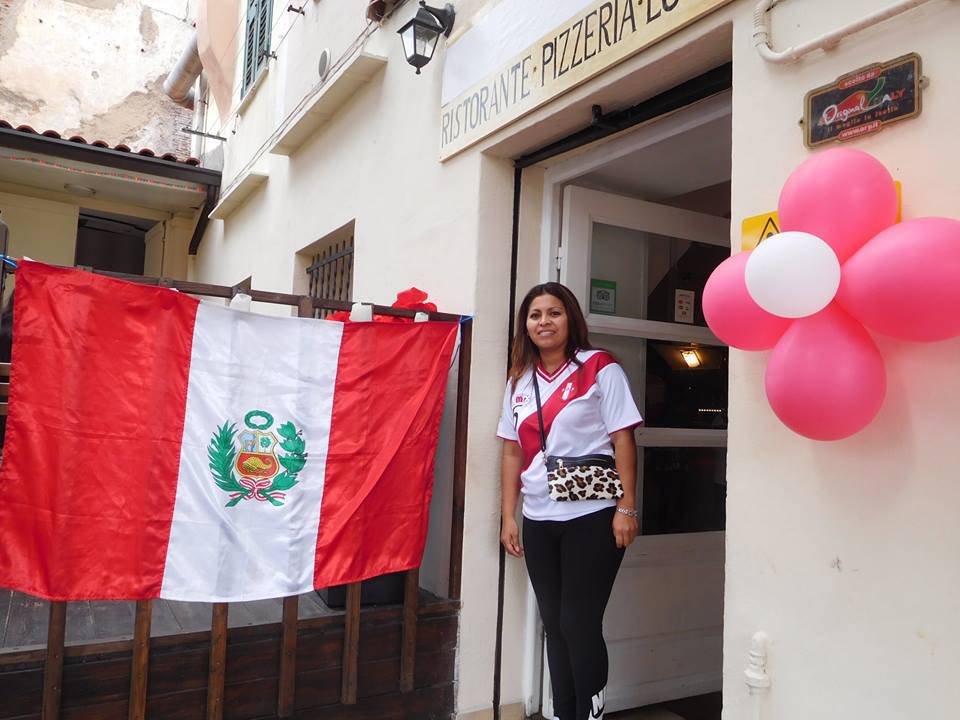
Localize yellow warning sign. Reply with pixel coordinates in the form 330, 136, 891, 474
741, 213, 780, 252
740, 181, 903, 252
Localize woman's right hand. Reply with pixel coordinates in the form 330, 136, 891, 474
501, 516, 524, 558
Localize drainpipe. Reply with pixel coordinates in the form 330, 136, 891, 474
164, 31, 202, 109
753, 0, 944, 64
745, 632, 771, 720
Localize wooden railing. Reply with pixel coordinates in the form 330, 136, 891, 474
0, 271, 472, 720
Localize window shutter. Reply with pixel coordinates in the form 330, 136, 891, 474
256, 0, 273, 77
242, 0, 272, 97
241, 0, 259, 95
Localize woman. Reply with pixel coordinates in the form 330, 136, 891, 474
498, 282, 642, 720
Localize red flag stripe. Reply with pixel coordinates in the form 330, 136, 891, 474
0, 262, 199, 600
313, 321, 458, 589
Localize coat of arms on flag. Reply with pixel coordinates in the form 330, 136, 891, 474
208, 410, 307, 507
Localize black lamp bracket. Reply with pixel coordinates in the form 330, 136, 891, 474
420, 1, 456, 37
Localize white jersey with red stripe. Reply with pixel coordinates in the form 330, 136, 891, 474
497, 349, 643, 521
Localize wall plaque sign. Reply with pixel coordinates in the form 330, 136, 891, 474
804, 54, 922, 148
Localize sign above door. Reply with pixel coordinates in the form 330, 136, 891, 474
439, 0, 734, 160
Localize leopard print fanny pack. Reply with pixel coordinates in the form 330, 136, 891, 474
533, 373, 624, 503
545, 454, 624, 502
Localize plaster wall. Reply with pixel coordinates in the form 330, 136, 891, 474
0, 0, 195, 156
192, 4, 513, 714
192, 1, 960, 718
724, 2, 960, 718
0, 191, 78, 267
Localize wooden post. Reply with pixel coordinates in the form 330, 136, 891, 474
206, 603, 228, 720
400, 569, 420, 692
448, 319, 472, 600
128, 600, 153, 720
277, 596, 299, 717
297, 296, 314, 320
41, 601, 67, 720
340, 582, 361, 704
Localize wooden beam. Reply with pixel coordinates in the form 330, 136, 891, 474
449, 319, 472, 600
277, 596, 299, 717
128, 600, 152, 720
400, 569, 420, 692
41, 601, 67, 720
206, 603, 228, 720
340, 582, 361, 704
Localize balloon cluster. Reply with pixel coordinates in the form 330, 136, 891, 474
703, 148, 960, 441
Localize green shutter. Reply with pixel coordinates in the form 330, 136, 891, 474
241, 0, 272, 97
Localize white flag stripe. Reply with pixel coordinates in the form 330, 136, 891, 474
160, 304, 344, 601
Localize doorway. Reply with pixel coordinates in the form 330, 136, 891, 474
532, 92, 731, 720
74, 210, 151, 275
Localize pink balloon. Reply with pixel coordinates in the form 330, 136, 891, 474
837, 217, 960, 342
703, 252, 791, 350
778, 148, 898, 263
765, 304, 886, 441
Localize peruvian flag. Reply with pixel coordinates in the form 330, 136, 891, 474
0, 262, 459, 601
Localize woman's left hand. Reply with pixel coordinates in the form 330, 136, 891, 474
613, 510, 638, 549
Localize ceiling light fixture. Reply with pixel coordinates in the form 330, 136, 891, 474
64, 183, 96, 197
681, 349, 702, 369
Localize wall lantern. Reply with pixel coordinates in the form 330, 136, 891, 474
397, 1, 455, 74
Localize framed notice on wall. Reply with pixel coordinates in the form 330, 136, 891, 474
675, 289, 695, 324
590, 279, 616, 315
804, 53, 922, 148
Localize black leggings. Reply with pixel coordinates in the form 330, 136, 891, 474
524, 507, 625, 720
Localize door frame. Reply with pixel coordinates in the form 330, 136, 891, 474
536, 90, 732, 286
524, 89, 733, 718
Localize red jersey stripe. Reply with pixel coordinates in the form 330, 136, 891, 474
517, 351, 616, 472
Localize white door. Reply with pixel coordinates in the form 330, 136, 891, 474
552, 185, 730, 713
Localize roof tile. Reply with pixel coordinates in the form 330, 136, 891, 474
0, 119, 201, 166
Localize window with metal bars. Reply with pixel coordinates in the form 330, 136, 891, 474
306, 237, 354, 317
242, 0, 273, 97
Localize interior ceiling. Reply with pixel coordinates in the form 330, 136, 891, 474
573, 114, 732, 203
0, 151, 207, 213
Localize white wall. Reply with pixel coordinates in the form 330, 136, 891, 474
192, 2, 519, 715
194, 1, 960, 719
724, 2, 960, 719
470, 0, 960, 717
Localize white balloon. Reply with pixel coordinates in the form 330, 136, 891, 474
744, 231, 841, 318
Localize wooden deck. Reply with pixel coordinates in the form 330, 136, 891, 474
0, 590, 337, 653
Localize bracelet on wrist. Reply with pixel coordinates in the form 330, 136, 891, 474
615, 506, 638, 518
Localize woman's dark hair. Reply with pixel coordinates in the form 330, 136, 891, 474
509, 282, 592, 388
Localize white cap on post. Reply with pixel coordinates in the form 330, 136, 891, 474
350, 303, 373, 322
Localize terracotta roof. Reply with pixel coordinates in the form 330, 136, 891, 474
0, 120, 201, 166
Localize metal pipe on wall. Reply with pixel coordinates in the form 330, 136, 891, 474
164, 32, 202, 109
753, 0, 946, 64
